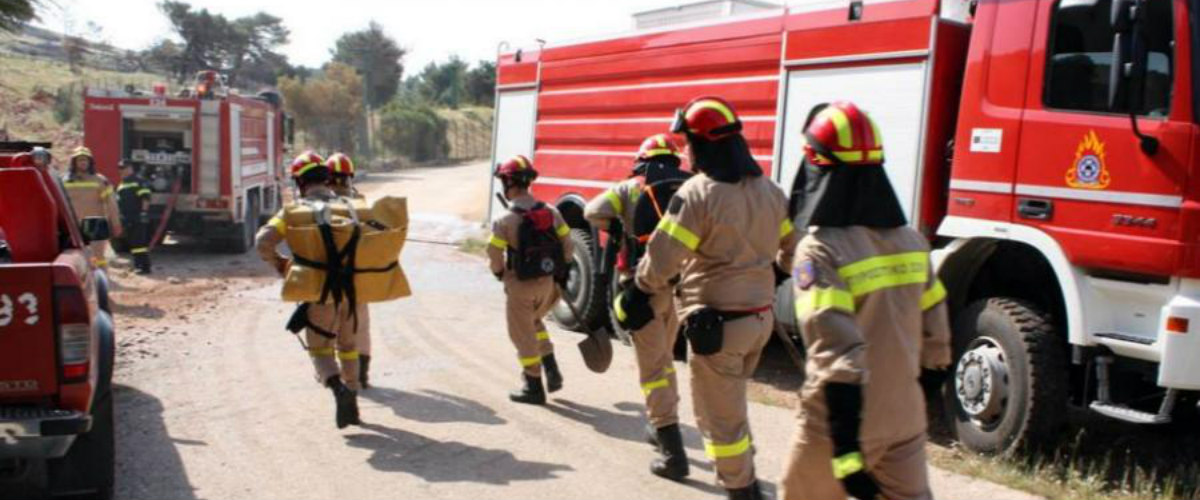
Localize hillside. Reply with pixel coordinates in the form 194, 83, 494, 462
0, 25, 168, 159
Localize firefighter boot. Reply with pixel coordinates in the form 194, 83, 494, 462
542, 353, 563, 393
646, 423, 661, 449
359, 354, 371, 390
326, 376, 361, 429
134, 252, 152, 275
649, 424, 689, 481
726, 481, 762, 500
508, 374, 546, 405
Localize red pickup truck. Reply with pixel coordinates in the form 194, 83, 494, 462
0, 142, 116, 500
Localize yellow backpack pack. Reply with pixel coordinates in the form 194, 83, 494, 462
280, 196, 411, 304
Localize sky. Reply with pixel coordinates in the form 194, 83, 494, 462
33, 0, 781, 71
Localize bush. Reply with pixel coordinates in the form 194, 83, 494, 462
378, 101, 448, 163
52, 83, 82, 125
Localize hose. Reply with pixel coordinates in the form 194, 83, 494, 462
149, 175, 182, 250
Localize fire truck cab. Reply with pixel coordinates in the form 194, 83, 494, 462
83, 71, 293, 253
491, 0, 1199, 454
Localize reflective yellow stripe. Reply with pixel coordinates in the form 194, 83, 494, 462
604, 189, 623, 214
556, 223, 570, 238
780, 219, 795, 239
309, 347, 335, 357
295, 162, 322, 177
795, 288, 855, 317
868, 149, 884, 162
94, 258, 107, 267
642, 148, 677, 158
338, 350, 359, 361
118, 183, 140, 191
536, 331, 550, 341
869, 116, 884, 148
489, 234, 508, 249
138, 189, 152, 196
519, 355, 542, 367
131, 247, 149, 254
832, 451, 865, 479
704, 435, 752, 459
689, 100, 737, 126
101, 187, 113, 199
269, 216, 287, 236
823, 108, 855, 149
655, 134, 668, 148
513, 156, 529, 169
64, 181, 101, 188
641, 377, 670, 396
838, 251, 929, 297
613, 294, 628, 322
921, 280, 947, 311
656, 218, 700, 251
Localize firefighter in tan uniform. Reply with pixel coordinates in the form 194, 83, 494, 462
617, 97, 799, 500
62, 147, 122, 268
780, 102, 951, 500
326, 152, 373, 389
256, 152, 362, 429
488, 155, 573, 405
584, 133, 692, 480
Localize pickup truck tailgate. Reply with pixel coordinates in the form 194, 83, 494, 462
0, 264, 57, 399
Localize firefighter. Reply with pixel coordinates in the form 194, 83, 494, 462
779, 101, 951, 500
63, 146, 122, 269
256, 151, 362, 429
584, 133, 691, 480
325, 152, 373, 389
488, 155, 574, 405
618, 97, 799, 500
116, 160, 153, 274
30, 147, 51, 171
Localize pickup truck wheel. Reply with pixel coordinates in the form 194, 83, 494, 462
551, 229, 607, 332
47, 386, 115, 500
944, 298, 1067, 454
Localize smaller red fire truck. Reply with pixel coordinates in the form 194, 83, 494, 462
83, 71, 293, 252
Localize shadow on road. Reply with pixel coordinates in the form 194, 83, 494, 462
113, 385, 198, 500
363, 387, 506, 426
346, 423, 572, 484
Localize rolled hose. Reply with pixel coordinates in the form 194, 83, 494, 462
149, 176, 182, 250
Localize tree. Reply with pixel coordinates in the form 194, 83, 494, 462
417, 56, 469, 109
332, 22, 406, 109
278, 62, 363, 155
465, 61, 496, 107
157, 1, 290, 88
0, 0, 38, 32
378, 101, 448, 162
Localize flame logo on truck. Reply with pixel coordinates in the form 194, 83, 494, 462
1066, 130, 1111, 190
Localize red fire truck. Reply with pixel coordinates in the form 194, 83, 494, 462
490, 0, 1199, 453
83, 71, 293, 252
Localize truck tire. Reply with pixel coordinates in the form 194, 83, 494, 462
225, 195, 260, 254
551, 229, 607, 332
944, 298, 1068, 454
47, 386, 115, 500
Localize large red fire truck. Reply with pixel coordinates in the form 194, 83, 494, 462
490, 0, 1199, 453
83, 71, 293, 252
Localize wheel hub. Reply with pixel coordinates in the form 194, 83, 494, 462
956, 342, 1009, 422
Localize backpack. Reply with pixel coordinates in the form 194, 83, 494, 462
509, 202, 566, 281
626, 169, 692, 268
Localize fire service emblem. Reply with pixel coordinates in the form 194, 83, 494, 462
1066, 130, 1112, 190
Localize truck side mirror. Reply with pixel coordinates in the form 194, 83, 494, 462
1107, 0, 1158, 155
80, 217, 111, 243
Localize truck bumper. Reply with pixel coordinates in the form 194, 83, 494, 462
1158, 279, 1200, 390
0, 407, 91, 459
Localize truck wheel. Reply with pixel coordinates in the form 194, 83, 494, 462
47, 386, 115, 500
944, 298, 1068, 454
551, 229, 607, 332
226, 195, 260, 254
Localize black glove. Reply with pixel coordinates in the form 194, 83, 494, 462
919, 368, 949, 401
773, 264, 790, 288
493, 270, 504, 282
615, 284, 654, 331
825, 382, 882, 500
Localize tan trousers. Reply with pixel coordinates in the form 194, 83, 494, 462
357, 306, 372, 356
780, 429, 932, 500
505, 277, 558, 377
635, 291, 681, 428
691, 311, 773, 489
88, 240, 109, 268
305, 302, 363, 391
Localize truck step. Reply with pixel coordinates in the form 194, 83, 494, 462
1088, 401, 1172, 425
1094, 332, 1155, 346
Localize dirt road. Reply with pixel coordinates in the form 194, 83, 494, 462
108, 162, 1037, 500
